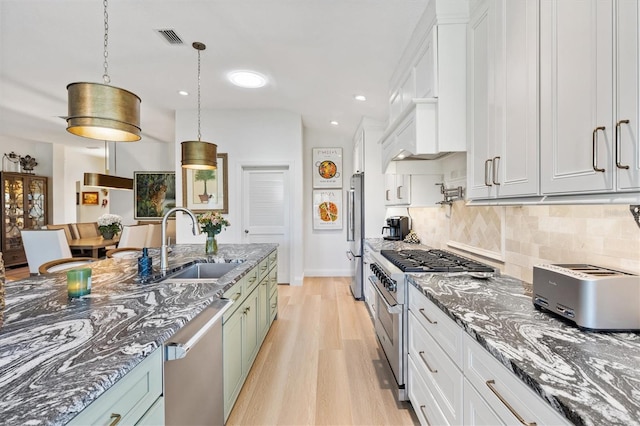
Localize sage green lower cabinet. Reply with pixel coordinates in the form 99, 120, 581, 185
223, 250, 278, 422
68, 348, 163, 426
136, 396, 164, 425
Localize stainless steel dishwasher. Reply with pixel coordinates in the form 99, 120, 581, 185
164, 298, 232, 426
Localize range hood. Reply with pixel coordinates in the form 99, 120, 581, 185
380, 99, 466, 173
83, 173, 133, 190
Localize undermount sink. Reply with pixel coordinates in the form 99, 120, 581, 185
163, 262, 241, 282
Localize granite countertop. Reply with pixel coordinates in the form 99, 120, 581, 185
0, 243, 277, 425
407, 273, 640, 426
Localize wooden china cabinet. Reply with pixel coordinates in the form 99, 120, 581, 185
1, 172, 48, 267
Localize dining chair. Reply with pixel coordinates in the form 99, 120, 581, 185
118, 225, 150, 249
38, 258, 95, 274
75, 222, 100, 238
106, 247, 142, 259
144, 223, 162, 248
21, 229, 90, 275
45, 224, 73, 242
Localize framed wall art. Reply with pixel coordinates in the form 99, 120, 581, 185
312, 189, 342, 230
134, 172, 176, 220
182, 153, 228, 214
312, 147, 342, 188
81, 191, 99, 205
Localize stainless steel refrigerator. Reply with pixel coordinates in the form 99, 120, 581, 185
346, 173, 364, 300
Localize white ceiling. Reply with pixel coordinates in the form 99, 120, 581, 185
0, 0, 427, 150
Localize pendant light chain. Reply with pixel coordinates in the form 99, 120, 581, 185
103, 0, 110, 84
197, 47, 202, 141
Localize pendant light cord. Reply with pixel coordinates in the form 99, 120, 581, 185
103, 0, 110, 84
197, 47, 202, 141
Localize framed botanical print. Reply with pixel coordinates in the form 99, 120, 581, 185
312, 147, 342, 188
182, 153, 228, 213
134, 172, 176, 220
312, 189, 342, 230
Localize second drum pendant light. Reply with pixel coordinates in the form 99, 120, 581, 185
181, 42, 217, 170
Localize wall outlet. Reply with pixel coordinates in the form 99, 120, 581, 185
630, 205, 640, 229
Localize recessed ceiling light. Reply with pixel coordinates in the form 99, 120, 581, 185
354, 94, 366, 101
330, 120, 339, 126
178, 90, 189, 96
227, 71, 267, 88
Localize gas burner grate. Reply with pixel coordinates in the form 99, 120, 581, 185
381, 249, 495, 274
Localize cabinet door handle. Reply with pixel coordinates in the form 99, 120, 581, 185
419, 405, 432, 426
385, 189, 391, 201
616, 119, 630, 169
418, 351, 438, 373
486, 380, 537, 426
484, 159, 493, 186
592, 126, 606, 172
109, 413, 122, 426
396, 186, 403, 199
418, 308, 437, 324
492, 156, 501, 185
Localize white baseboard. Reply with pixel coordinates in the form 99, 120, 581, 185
304, 268, 352, 277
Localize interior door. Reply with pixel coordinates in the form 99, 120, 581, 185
241, 166, 290, 283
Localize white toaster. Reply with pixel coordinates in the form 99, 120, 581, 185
532, 264, 640, 331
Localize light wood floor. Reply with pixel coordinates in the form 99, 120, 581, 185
5, 265, 30, 281
227, 277, 419, 426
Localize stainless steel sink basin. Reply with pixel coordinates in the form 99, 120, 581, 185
163, 262, 240, 282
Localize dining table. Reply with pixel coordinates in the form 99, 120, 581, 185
68, 236, 119, 258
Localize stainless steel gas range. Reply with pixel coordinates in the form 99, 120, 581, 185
368, 248, 496, 401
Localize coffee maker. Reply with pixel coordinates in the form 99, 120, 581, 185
382, 216, 410, 241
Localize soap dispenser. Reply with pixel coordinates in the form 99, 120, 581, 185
138, 247, 152, 277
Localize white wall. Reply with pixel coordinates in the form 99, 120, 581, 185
174, 108, 305, 285
303, 127, 353, 277
107, 140, 175, 225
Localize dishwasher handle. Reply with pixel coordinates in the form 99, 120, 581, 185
165, 299, 233, 361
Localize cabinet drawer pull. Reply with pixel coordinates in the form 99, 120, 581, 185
492, 156, 501, 185
109, 413, 122, 426
419, 405, 432, 426
418, 308, 437, 324
592, 126, 606, 172
418, 351, 438, 373
486, 380, 536, 426
230, 292, 242, 302
484, 159, 492, 186
616, 119, 630, 169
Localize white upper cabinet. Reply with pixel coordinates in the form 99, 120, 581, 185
540, 0, 640, 195
616, 0, 640, 191
381, 0, 469, 172
467, 0, 540, 200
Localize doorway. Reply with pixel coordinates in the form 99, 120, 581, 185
241, 165, 290, 283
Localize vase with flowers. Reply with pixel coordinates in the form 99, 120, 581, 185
97, 213, 123, 239
198, 211, 230, 255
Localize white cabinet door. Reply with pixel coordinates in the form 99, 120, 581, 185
353, 128, 364, 173
616, 0, 640, 191
384, 174, 412, 206
494, 0, 539, 197
540, 0, 615, 194
467, 0, 539, 200
467, 0, 496, 199
463, 380, 505, 426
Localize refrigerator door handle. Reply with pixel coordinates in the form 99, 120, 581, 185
347, 189, 355, 241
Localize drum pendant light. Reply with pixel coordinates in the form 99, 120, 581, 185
66, 0, 141, 142
181, 42, 217, 170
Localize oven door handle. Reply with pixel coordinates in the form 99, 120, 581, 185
369, 276, 403, 315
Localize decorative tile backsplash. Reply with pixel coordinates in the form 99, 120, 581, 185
409, 203, 640, 283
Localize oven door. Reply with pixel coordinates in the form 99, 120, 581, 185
370, 276, 403, 387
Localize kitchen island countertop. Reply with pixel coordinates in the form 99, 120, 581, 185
0, 243, 277, 425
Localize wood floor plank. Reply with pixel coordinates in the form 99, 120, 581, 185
227, 277, 418, 426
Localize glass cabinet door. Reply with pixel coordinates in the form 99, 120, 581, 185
27, 177, 46, 228
4, 175, 25, 252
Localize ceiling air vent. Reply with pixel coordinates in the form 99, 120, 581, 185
156, 29, 184, 45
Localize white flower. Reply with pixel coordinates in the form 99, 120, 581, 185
97, 213, 123, 227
